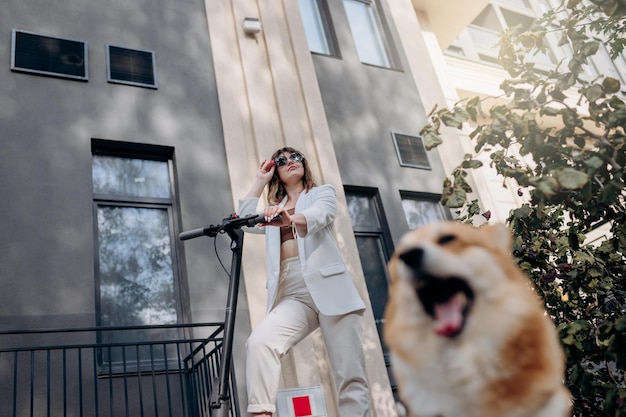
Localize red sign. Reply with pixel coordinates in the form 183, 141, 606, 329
292, 395, 313, 417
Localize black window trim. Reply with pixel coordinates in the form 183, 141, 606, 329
91, 139, 188, 332
105, 43, 158, 89
344, 185, 396, 391
10, 28, 89, 81
344, 185, 394, 257
92, 200, 181, 374
399, 190, 453, 222
92, 138, 172, 161
399, 190, 445, 203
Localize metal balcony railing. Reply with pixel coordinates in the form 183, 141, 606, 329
0, 323, 240, 417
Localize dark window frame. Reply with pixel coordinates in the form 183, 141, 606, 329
345, 186, 394, 252
345, 185, 404, 400
91, 139, 187, 373
344, 185, 394, 317
10, 29, 89, 81
106, 44, 158, 89
399, 190, 452, 229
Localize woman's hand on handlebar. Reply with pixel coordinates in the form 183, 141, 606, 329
259, 205, 290, 227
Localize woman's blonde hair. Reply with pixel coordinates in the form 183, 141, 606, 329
267, 147, 317, 205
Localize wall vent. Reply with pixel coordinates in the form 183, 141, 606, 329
11, 29, 88, 81
106, 44, 157, 89
392, 132, 431, 169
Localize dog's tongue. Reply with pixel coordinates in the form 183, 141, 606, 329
433, 293, 466, 337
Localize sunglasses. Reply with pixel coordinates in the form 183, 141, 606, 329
274, 152, 304, 167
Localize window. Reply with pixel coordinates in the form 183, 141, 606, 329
446, 3, 559, 68
345, 187, 394, 360
500, 8, 534, 30
466, 6, 505, 62
11, 29, 88, 81
106, 44, 157, 89
342, 0, 392, 67
400, 191, 451, 230
92, 140, 182, 368
345, 186, 404, 405
298, 0, 337, 56
345, 187, 393, 340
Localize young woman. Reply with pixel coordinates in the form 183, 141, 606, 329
238, 146, 371, 416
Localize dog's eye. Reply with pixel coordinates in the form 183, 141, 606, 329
438, 234, 456, 245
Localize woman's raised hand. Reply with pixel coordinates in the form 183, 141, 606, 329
244, 158, 276, 198
257, 159, 275, 183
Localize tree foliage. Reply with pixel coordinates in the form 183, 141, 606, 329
421, 1, 626, 415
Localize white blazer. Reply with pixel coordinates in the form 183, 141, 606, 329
238, 184, 366, 316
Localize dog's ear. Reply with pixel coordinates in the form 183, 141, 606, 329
483, 223, 512, 251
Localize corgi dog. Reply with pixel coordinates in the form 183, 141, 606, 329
384, 222, 571, 417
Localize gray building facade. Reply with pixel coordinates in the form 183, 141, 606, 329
0, 0, 477, 415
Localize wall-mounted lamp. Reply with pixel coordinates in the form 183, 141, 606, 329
243, 17, 262, 34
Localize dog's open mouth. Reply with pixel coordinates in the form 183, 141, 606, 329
399, 248, 475, 338
416, 274, 474, 338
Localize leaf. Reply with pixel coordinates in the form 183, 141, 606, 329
462, 159, 484, 169
553, 167, 589, 189
609, 95, 625, 109
567, 0, 582, 9
582, 40, 600, 57
445, 188, 467, 208
512, 205, 532, 219
584, 155, 605, 169
440, 109, 468, 129
607, 109, 626, 128
533, 176, 559, 197
550, 88, 567, 101
562, 108, 582, 128
584, 84, 605, 102
602, 77, 621, 94
466, 96, 484, 122
574, 136, 586, 148
422, 131, 443, 150
541, 106, 561, 116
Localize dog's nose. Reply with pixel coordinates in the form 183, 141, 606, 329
399, 247, 424, 271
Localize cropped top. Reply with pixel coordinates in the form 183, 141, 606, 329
280, 208, 296, 244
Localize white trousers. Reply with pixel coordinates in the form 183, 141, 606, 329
246, 257, 370, 416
